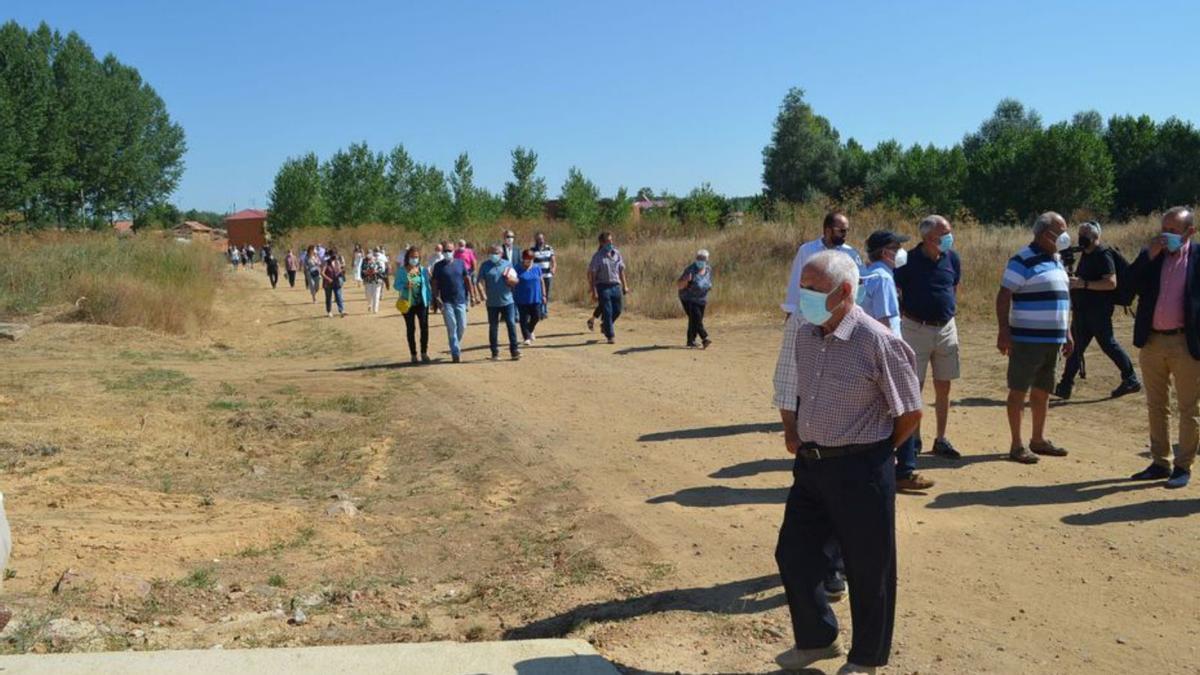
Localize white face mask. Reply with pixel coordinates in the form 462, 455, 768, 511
1055, 231, 1071, 251
892, 248, 908, 268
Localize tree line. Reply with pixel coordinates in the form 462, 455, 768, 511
763, 88, 1200, 222
0, 21, 187, 228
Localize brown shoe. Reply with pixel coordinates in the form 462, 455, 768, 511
897, 474, 935, 491
1030, 440, 1068, 457
1009, 447, 1040, 464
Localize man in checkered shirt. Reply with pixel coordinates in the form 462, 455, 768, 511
770, 250, 923, 675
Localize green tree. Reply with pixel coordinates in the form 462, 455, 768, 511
503, 146, 548, 219
407, 163, 453, 232
674, 183, 728, 228
560, 166, 601, 233
1105, 114, 1162, 217
450, 152, 493, 227
268, 152, 325, 233
322, 142, 387, 226
962, 99, 1044, 221
884, 144, 967, 214
1026, 122, 1115, 216
762, 87, 841, 202
601, 186, 633, 226
1155, 117, 1200, 208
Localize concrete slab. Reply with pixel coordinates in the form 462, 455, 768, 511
0, 639, 619, 674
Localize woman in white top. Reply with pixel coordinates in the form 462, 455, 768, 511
351, 244, 365, 286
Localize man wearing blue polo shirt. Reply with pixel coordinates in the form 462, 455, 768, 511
894, 215, 963, 463
996, 212, 1075, 464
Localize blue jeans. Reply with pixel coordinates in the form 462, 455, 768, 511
441, 302, 468, 357
487, 304, 519, 356
540, 277, 553, 318
895, 435, 917, 479
323, 285, 344, 314
597, 283, 623, 339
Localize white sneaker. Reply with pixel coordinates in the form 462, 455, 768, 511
523, 339, 532, 346
836, 662, 876, 675
775, 637, 844, 671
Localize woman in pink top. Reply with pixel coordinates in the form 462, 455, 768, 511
455, 240, 480, 304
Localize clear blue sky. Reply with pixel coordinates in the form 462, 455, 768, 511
9, 0, 1200, 212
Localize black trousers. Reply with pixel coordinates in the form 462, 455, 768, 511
775, 440, 896, 667
681, 299, 708, 344
403, 303, 429, 357
1061, 303, 1136, 385
286, 270, 296, 287
267, 268, 279, 288
518, 303, 541, 340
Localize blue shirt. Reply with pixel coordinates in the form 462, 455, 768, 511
894, 245, 961, 323
514, 265, 544, 305
479, 258, 515, 307
861, 261, 902, 337
431, 258, 468, 305
1001, 244, 1071, 344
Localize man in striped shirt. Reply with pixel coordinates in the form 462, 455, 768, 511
996, 212, 1076, 464
531, 232, 556, 318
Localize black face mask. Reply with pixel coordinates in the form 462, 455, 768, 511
1080, 235, 1094, 248
830, 235, 846, 247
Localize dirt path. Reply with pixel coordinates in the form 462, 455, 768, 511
3, 270, 1197, 673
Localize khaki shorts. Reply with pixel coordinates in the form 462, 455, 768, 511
901, 317, 961, 386
1007, 342, 1061, 393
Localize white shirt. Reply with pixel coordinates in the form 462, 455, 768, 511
781, 239, 864, 314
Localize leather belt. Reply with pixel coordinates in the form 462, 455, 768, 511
1152, 328, 1184, 335
797, 440, 887, 461
903, 313, 950, 328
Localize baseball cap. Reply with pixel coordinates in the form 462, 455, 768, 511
866, 230, 911, 251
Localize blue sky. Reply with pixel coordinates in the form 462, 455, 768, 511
8, 0, 1200, 212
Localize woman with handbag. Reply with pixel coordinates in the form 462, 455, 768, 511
396, 245, 432, 363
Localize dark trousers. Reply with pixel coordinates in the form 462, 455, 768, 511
286, 270, 297, 287
597, 283, 623, 338
487, 304, 519, 356
775, 440, 896, 667
518, 303, 541, 340
403, 303, 429, 357
681, 299, 708, 345
268, 269, 279, 288
1061, 304, 1137, 385
541, 277, 553, 318
324, 285, 344, 314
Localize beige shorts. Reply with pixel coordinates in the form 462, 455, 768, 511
901, 316, 961, 385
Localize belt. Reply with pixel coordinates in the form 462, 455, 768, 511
1152, 328, 1184, 336
796, 440, 887, 461
903, 313, 950, 328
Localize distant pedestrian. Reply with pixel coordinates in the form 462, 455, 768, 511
454, 238, 480, 306
477, 244, 521, 361
352, 244, 365, 286
228, 245, 240, 271
500, 229, 519, 263
771, 250, 922, 674
515, 248, 547, 345
321, 249, 346, 318
284, 249, 299, 288
1054, 221, 1141, 400
304, 246, 321, 303
265, 252, 280, 289
677, 249, 713, 349
531, 232, 557, 318
430, 239, 472, 363
587, 231, 630, 344
361, 247, 385, 314
397, 245, 432, 364
428, 243, 445, 314
246, 244, 256, 269
894, 215, 963, 461
1127, 206, 1200, 488
996, 212, 1074, 464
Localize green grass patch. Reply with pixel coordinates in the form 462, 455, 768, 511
179, 566, 216, 590
207, 398, 244, 411
103, 368, 193, 392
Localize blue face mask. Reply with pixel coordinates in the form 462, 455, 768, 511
408, 257, 419, 267
603, 243, 614, 252
695, 260, 707, 270
798, 288, 834, 326
490, 254, 501, 264
1164, 232, 1185, 253
938, 233, 954, 252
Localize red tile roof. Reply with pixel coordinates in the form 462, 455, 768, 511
224, 209, 268, 222
113, 220, 134, 233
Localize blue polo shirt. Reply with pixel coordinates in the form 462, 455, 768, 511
894, 245, 961, 323
479, 258, 515, 308
431, 258, 469, 305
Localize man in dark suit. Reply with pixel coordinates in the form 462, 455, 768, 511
1128, 206, 1200, 489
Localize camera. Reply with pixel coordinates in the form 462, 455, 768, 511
1060, 245, 1085, 274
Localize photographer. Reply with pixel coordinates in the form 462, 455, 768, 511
1054, 221, 1141, 400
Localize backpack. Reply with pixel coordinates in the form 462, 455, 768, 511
1107, 246, 1135, 307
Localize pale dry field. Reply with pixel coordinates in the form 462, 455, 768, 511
0, 267, 1196, 674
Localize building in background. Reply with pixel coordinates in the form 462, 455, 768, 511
223, 209, 268, 248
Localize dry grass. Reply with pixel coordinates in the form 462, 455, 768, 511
0, 231, 223, 333
279, 209, 1163, 322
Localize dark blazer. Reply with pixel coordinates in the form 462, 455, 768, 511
1129, 241, 1200, 358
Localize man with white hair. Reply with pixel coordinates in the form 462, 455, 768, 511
996, 211, 1075, 464
781, 212, 863, 316
893, 214, 963, 461
771, 250, 923, 675
1127, 206, 1200, 488
1054, 220, 1141, 400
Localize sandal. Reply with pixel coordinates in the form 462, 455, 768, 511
1030, 440, 1068, 457
1009, 447, 1040, 464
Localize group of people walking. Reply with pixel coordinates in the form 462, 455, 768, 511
770, 206, 1199, 674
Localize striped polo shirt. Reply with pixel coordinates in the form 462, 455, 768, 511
1001, 244, 1071, 344
532, 244, 554, 277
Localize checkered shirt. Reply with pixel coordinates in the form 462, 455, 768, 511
772, 305, 923, 447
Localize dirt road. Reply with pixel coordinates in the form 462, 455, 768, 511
2, 270, 1197, 673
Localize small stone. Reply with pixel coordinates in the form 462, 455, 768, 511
0, 324, 30, 342
288, 608, 307, 626
325, 500, 358, 518
1116, 637, 1127, 645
